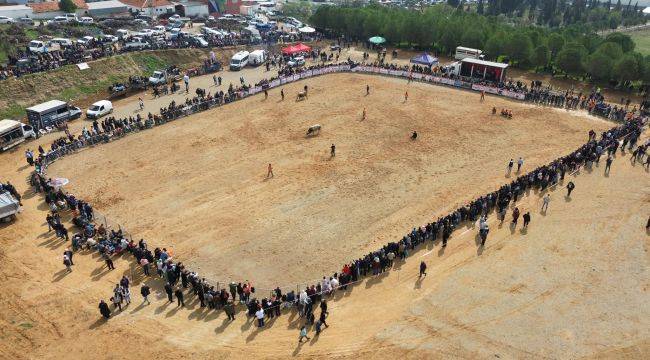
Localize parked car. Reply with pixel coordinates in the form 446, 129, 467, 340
17, 17, 34, 25
86, 100, 113, 119
50, 38, 73, 47
123, 37, 150, 50
47, 16, 69, 25
79, 17, 94, 25
76, 36, 95, 46
116, 29, 129, 39
99, 34, 118, 43
28, 40, 48, 53
287, 56, 305, 68
153, 25, 166, 36
0, 16, 15, 24
191, 34, 209, 48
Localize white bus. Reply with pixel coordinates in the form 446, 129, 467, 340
230, 51, 250, 71
455, 46, 483, 61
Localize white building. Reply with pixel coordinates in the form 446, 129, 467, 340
119, 0, 174, 16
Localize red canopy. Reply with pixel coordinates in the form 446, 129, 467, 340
282, 43, 312, 55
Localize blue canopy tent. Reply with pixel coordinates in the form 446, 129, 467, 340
410, 53, 438, 67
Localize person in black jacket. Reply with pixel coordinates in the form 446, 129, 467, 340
99, 300, 111, 319
141, 284, 151, 305
175, 288, 185, 307
164, 283, 173, 302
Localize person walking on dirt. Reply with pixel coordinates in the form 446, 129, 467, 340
319, 310, 329, 329
419, 261, 427, 277
299, 325, 311, 342
63, 254, 72, 272
138, 97, 144, 111
140, 284, 151, 305
366, 84, 370, 95
523, 212, 531, 228
99, 300, 111, 319
404, 91, 408, 102
103, 253, 115, 270
175, 287, 185, 307
507, 159, 514, 175
566, 181, 575, 197
267, 163, 274, 178
224, 300, 236, 321
480, 90, 485, 102
517, 157, 524, 172
281, 89, 284, 101
541, 194, 551, 213
63, 248, 74, 266
264, 89, 268, 99
362, 107, 367, 121
411, 131, 418, 140
605, 156, 613, 175
331, 144, 336, 157
512, 207, 520, 226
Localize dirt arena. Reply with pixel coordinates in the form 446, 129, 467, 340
47, 73, 613, 288
1, 67, 648, 359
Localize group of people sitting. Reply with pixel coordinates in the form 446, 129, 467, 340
493, 107, 514, 118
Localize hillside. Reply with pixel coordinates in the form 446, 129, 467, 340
0, 48, 235, 120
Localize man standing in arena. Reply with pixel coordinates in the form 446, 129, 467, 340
267, 163, 274, 178
331, 144, 336, 157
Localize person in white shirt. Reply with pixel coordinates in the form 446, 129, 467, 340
517, 157, 524, 172
255, 308, 265, 327
183, 74, 190, 93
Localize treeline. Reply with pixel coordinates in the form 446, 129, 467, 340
470, 0, 647, 30
310, 5, 650, 86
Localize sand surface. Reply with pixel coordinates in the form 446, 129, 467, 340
0, 67, 648, 359
46, 73, 611, 288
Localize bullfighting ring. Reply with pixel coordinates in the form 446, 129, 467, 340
2, 70, 648, 359
47, 72, 610, 287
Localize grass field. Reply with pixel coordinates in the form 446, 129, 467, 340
630, 28, 650, 56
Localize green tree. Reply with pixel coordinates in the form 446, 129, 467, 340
595, 42, 623, 60
547, 33, 565, 57
59, 0, 77, 13
484, 34, 503, 59
556, 44, 587, 75
530, 44, 550, 69
604, 32, 635, 52
613, 54, 641, 83
504, 32, 533, 65
460, 28, 485, 50
584, 51, 614, 80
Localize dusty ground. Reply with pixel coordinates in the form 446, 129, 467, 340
46, 72, 612, 288
0, 67, 648, 359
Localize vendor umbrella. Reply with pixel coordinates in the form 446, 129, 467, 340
368, 36, 386, 45
298, 26, 315, 33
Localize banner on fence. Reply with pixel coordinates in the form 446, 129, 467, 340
472, 84, 525, 100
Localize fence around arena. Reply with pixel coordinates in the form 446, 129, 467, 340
36, 62, 639, 296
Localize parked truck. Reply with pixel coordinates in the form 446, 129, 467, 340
0, 119, 36, 151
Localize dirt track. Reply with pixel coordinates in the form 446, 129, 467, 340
0, 69, 648, 359
47, 73, 612, 288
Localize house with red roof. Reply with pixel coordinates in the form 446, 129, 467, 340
119, 0, 174, 16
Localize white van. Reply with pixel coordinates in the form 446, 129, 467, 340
124, 37, 149, 50
248, 50, 266, 66
0, 119, 36, 151
230, 51, 249, 71
455, 46, 483, 61
28, 40, 47, 53
116, 29, 129, 39
86, 100, 113, 119
50, 38, 73, 47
